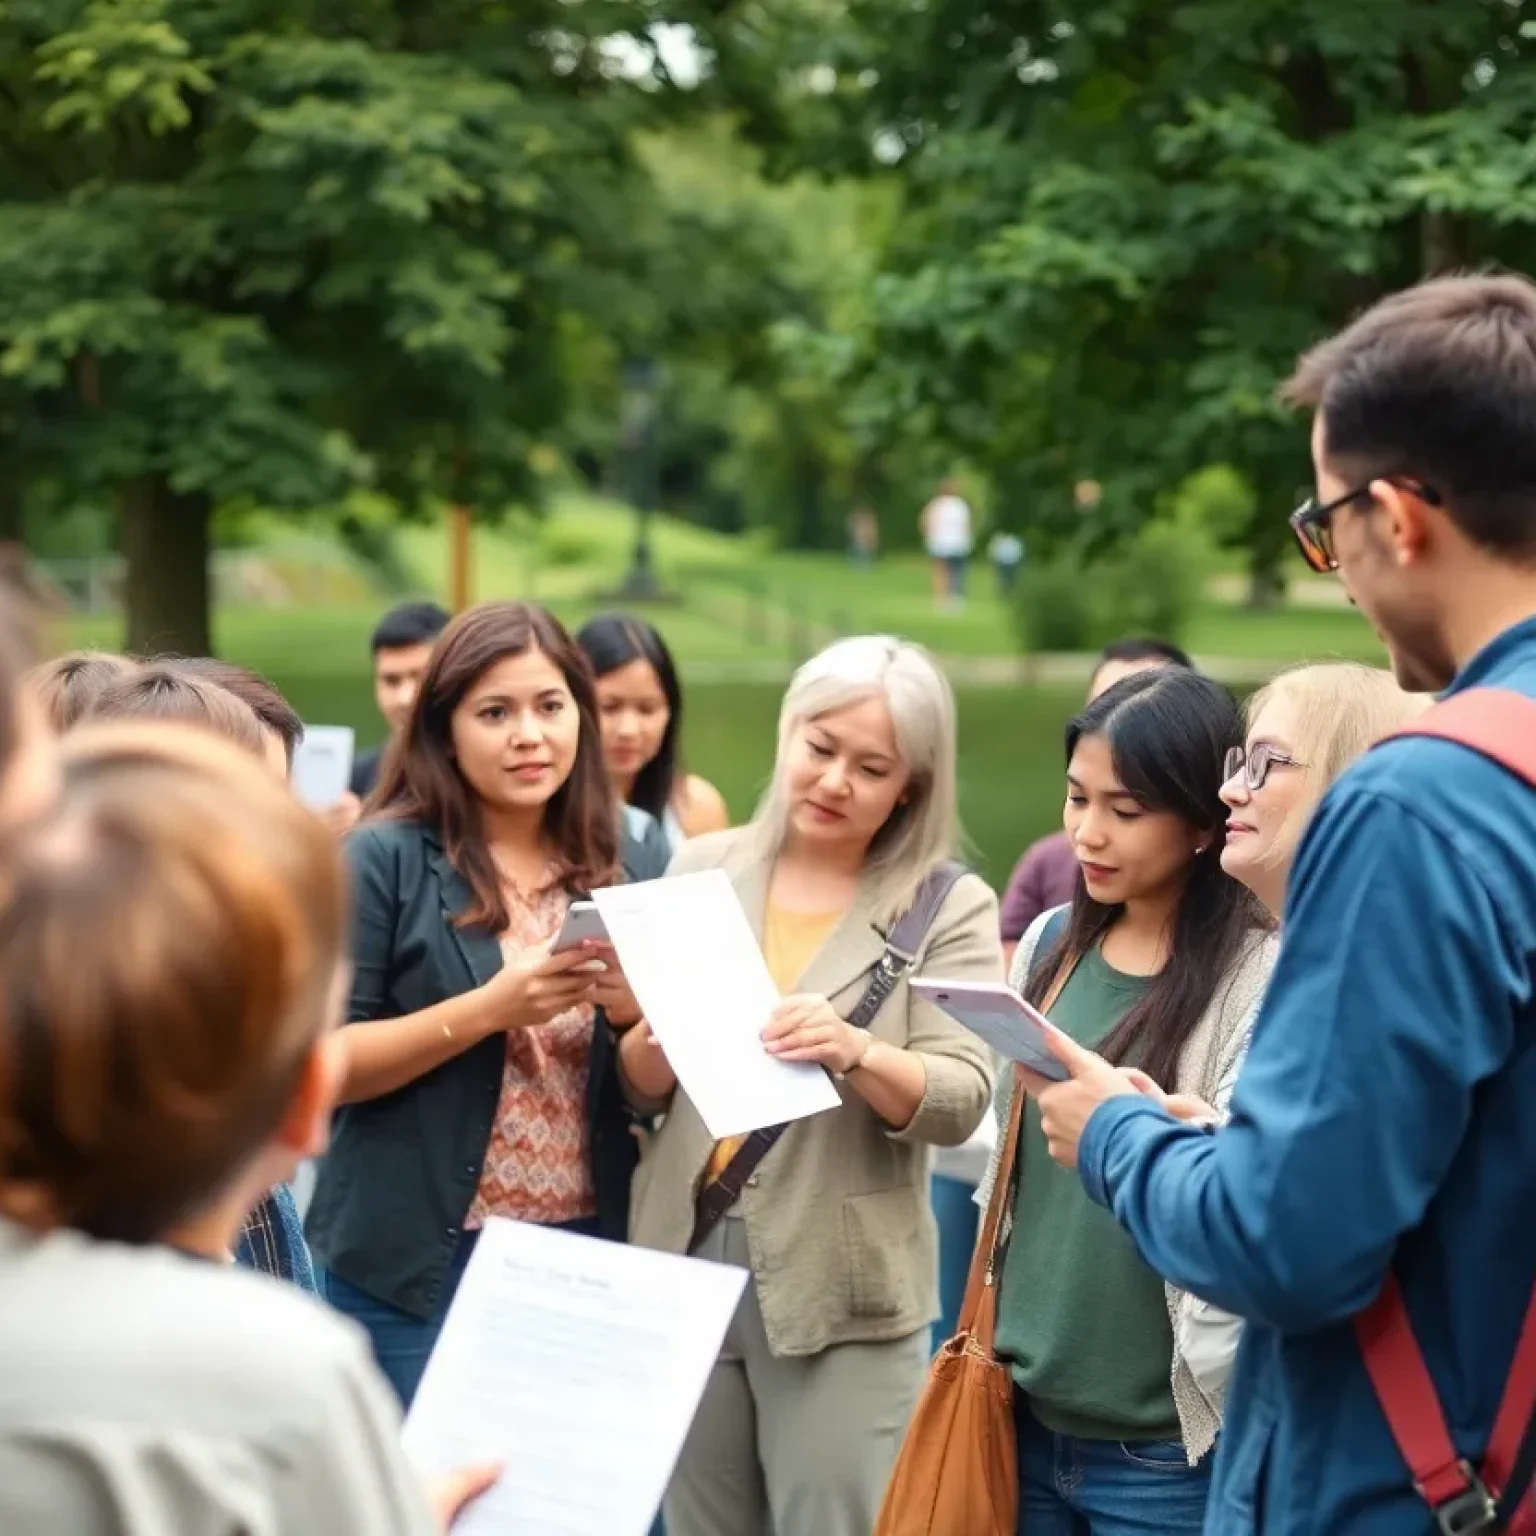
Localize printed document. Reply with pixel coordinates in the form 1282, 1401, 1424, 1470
291, 725, 355, 809
402, 1218, 747, 1536
592, 870, 841, 1138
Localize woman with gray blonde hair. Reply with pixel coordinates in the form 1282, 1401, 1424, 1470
623, 635, 1000, 1536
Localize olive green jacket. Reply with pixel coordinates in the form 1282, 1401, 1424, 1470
628, 827, 1001, 1357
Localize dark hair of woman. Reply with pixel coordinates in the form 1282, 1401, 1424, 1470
372, 601, 618, 929
574, 612, 683, 822
1023, 668, 1263, 1088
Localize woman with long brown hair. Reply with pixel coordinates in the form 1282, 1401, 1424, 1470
305, 601, 666, 1407
0, 724, 495, 1536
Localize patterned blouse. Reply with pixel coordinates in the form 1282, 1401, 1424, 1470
465, 867, 597, 1228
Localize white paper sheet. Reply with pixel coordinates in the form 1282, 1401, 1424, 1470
592, 870, 841, 1138
291, 725, 355, 809
402, 1218, 746, 1536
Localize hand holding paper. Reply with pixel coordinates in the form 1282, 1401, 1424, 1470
592, 872, 840, 1138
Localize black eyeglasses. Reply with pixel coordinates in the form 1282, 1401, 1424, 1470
1288, 477, 1442, 574
1224, 743, 1305, 792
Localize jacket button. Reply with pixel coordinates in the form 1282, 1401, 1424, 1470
444, 1226, 457, 1238
746, 1175, 760, 1189
464, 1166, 476, 1177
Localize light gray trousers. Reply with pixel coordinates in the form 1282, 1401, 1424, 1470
664, 1213, 929, 1536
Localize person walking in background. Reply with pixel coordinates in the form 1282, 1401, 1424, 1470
304, 602, 667, 1408
1000, 638, 1193, 967
1026, 273, 1536, 1533
848, 506, 880, 567
0, 725, 495, 1536
622, 635, 999, 1536
576, 613, 730, 855
989, 529, 1025, 596
920, 478, 973, 608
976, 667, 1276, 1535
349, 599, 451, 802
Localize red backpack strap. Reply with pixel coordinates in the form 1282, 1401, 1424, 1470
1357, 687, 1536, 1533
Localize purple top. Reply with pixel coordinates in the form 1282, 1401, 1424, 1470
998, 830, 1079, 942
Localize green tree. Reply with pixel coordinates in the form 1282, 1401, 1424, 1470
0, 1, 747, 651
797, 0, 1536, 596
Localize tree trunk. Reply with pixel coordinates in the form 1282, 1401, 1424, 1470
119, 476, 212, 655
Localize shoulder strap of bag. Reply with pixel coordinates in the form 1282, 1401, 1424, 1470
689, 859, 970, 1251
1355, 688, 1536, 1535
955, 907, 1077, 1353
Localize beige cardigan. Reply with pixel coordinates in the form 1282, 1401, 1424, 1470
975, 905, 1279, 1463
628, 827, 1000, 1357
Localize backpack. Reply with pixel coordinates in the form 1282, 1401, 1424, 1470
1357, 688, 1536, 1536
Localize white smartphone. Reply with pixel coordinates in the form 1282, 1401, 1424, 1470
910, 977, 1069, 1082
550, 900, 610, 956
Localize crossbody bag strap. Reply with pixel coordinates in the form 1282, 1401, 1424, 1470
688, 860, 969, 1252
959, 911, 1078, 1352
1355, 689, 1536, 1535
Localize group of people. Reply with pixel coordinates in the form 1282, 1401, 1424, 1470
0, 268, 1532, 1536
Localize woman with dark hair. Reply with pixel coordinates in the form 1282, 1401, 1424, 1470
973, 668, 1277, 1534
575, 612, 729, 850
305, 601, 666, 1408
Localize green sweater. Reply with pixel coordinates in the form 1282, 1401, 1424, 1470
994, 944, 1182, 1441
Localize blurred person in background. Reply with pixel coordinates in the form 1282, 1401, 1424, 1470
0, 725, 495, 1536
305, 602, 667, 1407
623, 635, 999, 1536
920, 478, 973, 608
28, 649, 136, 733
576, 612, 729, 855
350, 600, 451, 802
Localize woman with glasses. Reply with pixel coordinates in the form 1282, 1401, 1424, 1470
1150, 663, 1427, 1421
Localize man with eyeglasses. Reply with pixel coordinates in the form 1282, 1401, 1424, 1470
1018, 274, 1536, 1533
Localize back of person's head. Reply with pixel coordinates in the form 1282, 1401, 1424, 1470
28, 651, 136, 733
172, 657, 303, 769
376, 600, 616, 925
82, 663, 267, 759
371, 600, 451, 655
0, 723, 346, 1244
1028, 667, 1260, 1087
759, 634, 959, 924
1243, 662, 1430, 862
1284, 272, 1536, 561
1088, 637, 1193, 702
574, 612, 683, 820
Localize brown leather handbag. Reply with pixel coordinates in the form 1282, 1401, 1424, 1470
873, 945, 1078, 1536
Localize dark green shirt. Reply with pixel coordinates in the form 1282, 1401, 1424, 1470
994, 944, 1181, 1441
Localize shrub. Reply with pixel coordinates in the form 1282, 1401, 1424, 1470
1011, 557, 1098, 653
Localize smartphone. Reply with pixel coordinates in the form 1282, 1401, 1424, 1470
910, 977, 1069, 1081
550, 900, 610, 956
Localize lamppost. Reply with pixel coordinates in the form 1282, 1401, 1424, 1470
617, 356, 662, 600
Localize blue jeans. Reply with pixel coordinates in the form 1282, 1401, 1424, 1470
1014, 1396, 1211, 1536
317, 1217, 600, 1410
930, 1173, 980, 1352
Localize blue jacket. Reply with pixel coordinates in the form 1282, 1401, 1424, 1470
1080, 617, 1536, 1534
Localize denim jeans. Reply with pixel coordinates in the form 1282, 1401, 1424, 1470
930, 1173, 980, 1352
317, 1216, 601, 1410
1014, 1395, 1211, 1536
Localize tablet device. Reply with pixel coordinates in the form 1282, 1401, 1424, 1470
910, 977, 1069, 1082
551, 899, 610, 956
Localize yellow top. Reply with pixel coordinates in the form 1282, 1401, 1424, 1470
702, 901, 843, 1184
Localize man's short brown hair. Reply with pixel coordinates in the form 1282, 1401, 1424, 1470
82, 664, 267, 758
1282, 272, 1536, 560
28, 651, 137, 733
173, 658, 303, 767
